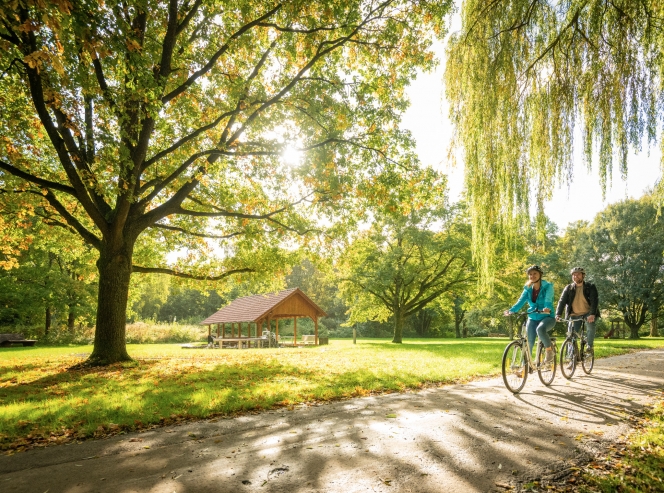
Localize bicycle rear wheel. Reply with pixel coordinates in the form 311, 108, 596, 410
560, 338, 576, 379
537, 342, 557, 386
581, 341, 594, 374
502, 340, 528, 393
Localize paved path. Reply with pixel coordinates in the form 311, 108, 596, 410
2, 349, 663, 493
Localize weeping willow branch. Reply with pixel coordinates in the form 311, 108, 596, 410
445, 0, 664, 286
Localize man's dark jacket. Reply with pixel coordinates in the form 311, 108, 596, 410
555, 282, 600, 318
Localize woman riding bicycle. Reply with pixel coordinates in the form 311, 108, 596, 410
504, 265, 556, 365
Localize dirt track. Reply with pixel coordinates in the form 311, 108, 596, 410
2, 348, 663, 493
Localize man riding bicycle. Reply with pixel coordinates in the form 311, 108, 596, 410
555, 267, 600, 353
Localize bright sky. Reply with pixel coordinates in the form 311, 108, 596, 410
400, 45, 663, 232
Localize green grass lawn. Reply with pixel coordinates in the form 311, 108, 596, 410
1, 337, 663, 453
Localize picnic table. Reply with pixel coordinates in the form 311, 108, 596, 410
0, 333, 37, 347
212, 336, 268, 349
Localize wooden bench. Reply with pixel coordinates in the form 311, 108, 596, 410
487, 333, 503, 338
0, 333, 37, 347
301, 335, 316, 345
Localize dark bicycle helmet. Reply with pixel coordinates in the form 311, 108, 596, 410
570, 266, 586, 275
526, 265, 544, 275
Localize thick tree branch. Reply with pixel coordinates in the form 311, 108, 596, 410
176, 193, 311, 219
18, 21, 109, 235
223, 2, 389, 148
0, 160, 77, 195
176, 0, 203, 36
132, 265, 254, 280
255, 22, 348, 33
92, 57, 117, 110
151, 223, 246, 240
142, 109, 236, 169
162, 4, 282, 104
157, 0, 180, 79
211, 41, 277, 159
33, 190, 102, 250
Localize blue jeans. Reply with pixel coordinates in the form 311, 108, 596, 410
570, 315, 596, 348
526, 317, 556, 354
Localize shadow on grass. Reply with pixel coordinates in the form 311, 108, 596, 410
0, 358, 464, 449
5, 352, 664, 493
2, 341, 663, 452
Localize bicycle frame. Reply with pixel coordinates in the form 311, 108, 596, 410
558, 315, 594, 378
512, 313, 547, 371
561, 316, 588, 345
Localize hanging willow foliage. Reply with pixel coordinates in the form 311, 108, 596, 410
445, 0, 664, 285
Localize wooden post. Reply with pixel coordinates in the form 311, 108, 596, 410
276, 318, 279, 341
208, 325, 211, 338
232, 322, 235, 338
294, 317, 297, 346
222, 322, 225, 338
217, 323, 220, 337
267, 317, 271, 347
315, 317, 319, 345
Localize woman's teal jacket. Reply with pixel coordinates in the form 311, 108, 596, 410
509, 280, 555, 320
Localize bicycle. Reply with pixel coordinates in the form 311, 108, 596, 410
502, 310, 558, 393
559, 316, 594, 379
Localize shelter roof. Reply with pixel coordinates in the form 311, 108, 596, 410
200, 288, 326, 325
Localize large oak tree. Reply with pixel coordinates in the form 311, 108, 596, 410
339, 171, 474, 343
0, 0, 451, 364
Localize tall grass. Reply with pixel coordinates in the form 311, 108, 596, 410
1, 322, 208, 345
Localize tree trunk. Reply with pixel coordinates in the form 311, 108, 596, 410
68, 310, 75, 333
45, 307, 51, 335
651, 311, 659, 337
392, 310, 404, 343
87, 243, 134, 365
454, 317, 461, 338
462, 320, 467, 338
624, 303, 648, 339
627, 323, 640, 339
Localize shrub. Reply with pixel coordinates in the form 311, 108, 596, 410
125, 323, 207, 344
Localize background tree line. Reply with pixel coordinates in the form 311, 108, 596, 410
2, 193, 662, 342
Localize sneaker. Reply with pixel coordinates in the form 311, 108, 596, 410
544, 349, 554, 365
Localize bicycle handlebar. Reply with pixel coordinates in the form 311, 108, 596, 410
558, 316, 586, 323
505, 308, 549, 316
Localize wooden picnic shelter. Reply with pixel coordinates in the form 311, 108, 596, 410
200, 288, 326, 348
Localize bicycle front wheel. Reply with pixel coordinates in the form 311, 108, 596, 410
560, 338, 576, 379
581, 341, 594, 374
537, 342, 557, 386
502, 340, 528, 393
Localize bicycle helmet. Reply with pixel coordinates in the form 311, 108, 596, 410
526, 265, 544, 275
570, 267, 585, 275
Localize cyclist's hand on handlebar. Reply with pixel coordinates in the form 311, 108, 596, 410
556, 316, 562, 322
503, 310, 513, 317
542, 308, 550, 314
587, 315, 596, 323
